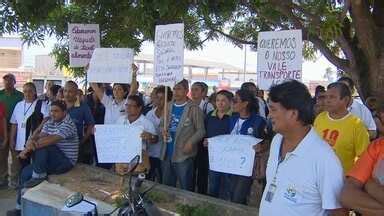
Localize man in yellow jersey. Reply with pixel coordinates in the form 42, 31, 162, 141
314, 82, 369, 172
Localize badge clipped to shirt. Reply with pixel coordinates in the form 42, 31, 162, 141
21, 122, 26, 128
265, 180, 277, 202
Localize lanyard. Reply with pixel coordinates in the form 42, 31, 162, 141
24, 101, 34, 117
272, 140, 285, 184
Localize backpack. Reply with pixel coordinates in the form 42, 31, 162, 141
25, 100, 44, 142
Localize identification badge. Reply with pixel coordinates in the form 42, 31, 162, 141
21, 122, 26, 128
265, 183, 277, 202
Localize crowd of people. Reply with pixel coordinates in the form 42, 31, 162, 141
0, 67, 383, 215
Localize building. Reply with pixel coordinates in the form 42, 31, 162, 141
0, 37, 33, 89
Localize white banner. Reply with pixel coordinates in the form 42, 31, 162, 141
154, 23, 184, 87
208, 135, 262, 177
94, 125, 142, 163
87, 48, 134, 84
257, 29, 302, 90
68, 23, 100, 67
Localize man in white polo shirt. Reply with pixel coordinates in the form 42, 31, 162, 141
338, 77, 377, 139
259, 80, 345, 216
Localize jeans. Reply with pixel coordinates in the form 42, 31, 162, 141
147, 157, 162, 183
17, 145, 73, 205
208, 170, 231, 200
229, 174, 253, 205
162, 157, 194, 191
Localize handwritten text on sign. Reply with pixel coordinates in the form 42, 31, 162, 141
87, 48, 134, 84
154, 23, 184, 87
68, 23, 100, 67
257, 29, 302, 90
94, 125, 142, 163
208, 135, 262, 177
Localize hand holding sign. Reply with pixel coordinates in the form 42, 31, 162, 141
208, 135, 262, 177
88, 48, 134, 84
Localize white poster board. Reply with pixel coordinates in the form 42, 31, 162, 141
257, 29, 302, 90
154, 23, 184, 87
87, 48, 134, 84
94, 125, 142, 163
208, 135, 262, 177
68, 23, 100, 67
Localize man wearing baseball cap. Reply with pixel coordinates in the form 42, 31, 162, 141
0, 73, 23, 188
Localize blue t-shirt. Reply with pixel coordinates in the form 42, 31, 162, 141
166, 103, 186, 158
67, 101, 95, 139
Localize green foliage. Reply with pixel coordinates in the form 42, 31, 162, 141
175, 203, 217, 216
0, 0, 359, 77
146, 190, 169, 203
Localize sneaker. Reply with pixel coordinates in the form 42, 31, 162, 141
23, 177, 46, 188
6, 209, 21, 216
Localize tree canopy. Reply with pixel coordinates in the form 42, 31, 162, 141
1, 0, 383, 99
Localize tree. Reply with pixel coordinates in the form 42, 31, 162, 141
1, 0, 383, 100
323, 67, 336, 82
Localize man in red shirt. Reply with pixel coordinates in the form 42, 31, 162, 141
0, 102, 8, 187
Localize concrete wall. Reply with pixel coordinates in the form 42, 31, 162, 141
48, 164, 259, 216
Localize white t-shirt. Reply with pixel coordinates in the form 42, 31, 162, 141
349, 99, 376, 131
101, 93, 127, 124
199, 99, 214, 115
145, 108, 162, 158
116, 114, 157, 150
259, 128, 344, 216
10, 100, 50, 151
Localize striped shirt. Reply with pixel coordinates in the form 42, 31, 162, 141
41, 114, 79, 164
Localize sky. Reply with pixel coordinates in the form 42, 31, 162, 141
21, 36, 336, 82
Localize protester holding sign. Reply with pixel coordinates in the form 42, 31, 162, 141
90, 63, 138, 125
145, 86, 173, 183
115, 95, 158, 174
160, 79, 205, 191
203, 90, 233, 199
228, 89, 267, 204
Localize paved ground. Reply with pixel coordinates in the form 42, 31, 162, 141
0, 187, 17, 215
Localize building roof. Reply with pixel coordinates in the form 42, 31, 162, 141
135, 54, 243, 71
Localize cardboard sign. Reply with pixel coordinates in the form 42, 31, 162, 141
208, 135, 262, 177
94, 125, 142, 163
257, 29, 302, 90
154, 23, 184, 87
87, 48, 134, 84
68, 23, 100, 67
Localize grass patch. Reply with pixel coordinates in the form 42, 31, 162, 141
175, 203, 217, 216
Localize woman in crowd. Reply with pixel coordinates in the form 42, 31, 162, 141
90, 65, 138, 124
145, 86, 172, 183
9, 82, 50, 184
228, 89, 267, 205
204, 90, 234, 199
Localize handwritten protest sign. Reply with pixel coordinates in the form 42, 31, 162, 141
257, 29, 302, 90
94, 125, 142, 163
154, 23, 184, 87
68, 23, 100, 67
87, 48, 134, 84
208, 135, 262, 177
